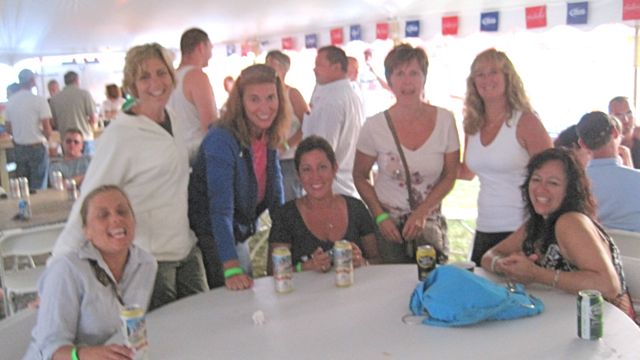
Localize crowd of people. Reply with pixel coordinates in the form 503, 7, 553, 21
2, 26, 638, 359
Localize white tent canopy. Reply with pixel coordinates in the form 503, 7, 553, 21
0, 0, 629, 65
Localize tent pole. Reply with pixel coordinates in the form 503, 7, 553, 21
635, 24, 639, 109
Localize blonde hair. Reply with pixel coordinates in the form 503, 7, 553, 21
80, 185, 134, 227
122, 43, 176, 99
219, 64, 290, 148
463, 48, 533, 135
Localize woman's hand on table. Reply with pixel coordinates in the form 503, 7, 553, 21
350, 242, 367, 268
67, 344, 134, 360
225, 273, 253, 290
499, 252, 540, 284
379, 218, 402, 243
308, 247, 332, 273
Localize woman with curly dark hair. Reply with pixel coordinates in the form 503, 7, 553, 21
481, 148, 635, 319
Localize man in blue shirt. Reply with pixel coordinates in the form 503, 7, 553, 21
577, 111, 640, 232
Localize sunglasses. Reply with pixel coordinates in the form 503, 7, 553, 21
65, 139, 82, 145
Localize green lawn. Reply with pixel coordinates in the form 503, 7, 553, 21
249, 179, 480, 277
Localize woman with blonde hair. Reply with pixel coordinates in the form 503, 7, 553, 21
53, 43, 208, 310
189, 64, 288, 290
459, 48, 552, 265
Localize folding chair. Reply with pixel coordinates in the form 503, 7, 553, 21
606, 228, 640, 259
0, 223, 63, 316
0, 307, 37, 358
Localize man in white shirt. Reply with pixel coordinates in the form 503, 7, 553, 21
6, 69, 53, 190
302, 46, 364, 197
169, 28, 218, 163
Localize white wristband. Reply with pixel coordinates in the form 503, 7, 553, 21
490, 254, 503, 273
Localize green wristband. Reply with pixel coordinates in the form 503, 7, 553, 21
375, 212, 390, 225
224, 267, 244, 279
71, 347, 79, 360
296, 262, 303, 273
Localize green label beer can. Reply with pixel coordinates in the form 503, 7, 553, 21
577, 289, 604, 340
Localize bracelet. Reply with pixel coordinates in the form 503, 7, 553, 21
223, 267, 243, 279
295, 262, 303, 273
283, 141, 290, 151
375, 212, 390, 225
490, 254, 503, 273
71, 346, 79, 360
552, 269, 561, 288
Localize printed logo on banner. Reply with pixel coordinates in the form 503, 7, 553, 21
526, 5, 547, 29
405, 20, 420, 37
623, 0, 640, 20
442, 16, 459, 36
567, 2, 588, 24
305, 34, 318, 49
226, 44, 236, 56
281, 37, 294, 50
350, 25, 362, 41
330, 28, 344, 45
480, 11, 499, 32
376, 22, 389, 40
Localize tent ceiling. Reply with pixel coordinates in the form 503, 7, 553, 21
0, 0, 619, 64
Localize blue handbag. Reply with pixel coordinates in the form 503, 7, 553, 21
409, 265, 544, 327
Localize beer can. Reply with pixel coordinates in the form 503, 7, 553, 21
9, 178, 21, 199
51, 171, 64, 191
334, 240, 354, 287
18, 177, 30, 198
272, 246, 293, 293
18, 198, 31, 220
65, 179, 78, 201
577, 289, 604, 340
416, 245, 436, 281
120, 305, 150, 360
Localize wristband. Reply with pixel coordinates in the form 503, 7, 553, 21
375, 212, 390, 225
552, 269, 561, 288
490, 254, 503, 274
224, 267, 243, 279
71, 347, 79, 360
295, 262, 303, 273
283, 141, 290, 151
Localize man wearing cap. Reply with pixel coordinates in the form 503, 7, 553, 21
577, 111, 640, 232
49, 71, 98, 155
169, 28, 218, 164
6, 69, 53, 190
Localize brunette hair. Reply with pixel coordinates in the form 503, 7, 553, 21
180, 28, 210, 55
576, 111, 617, 151
294, 136, 337, 172
383, 44, 428, 87
318, 46, 348, 72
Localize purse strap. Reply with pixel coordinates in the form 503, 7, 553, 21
384, 110, 416, 210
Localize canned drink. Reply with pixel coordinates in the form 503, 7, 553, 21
51, 171, 64, 191
65, 179, 78, 201
18, 177, 30, 198
18, 198, 31, 220
577, 290, 604, 340
120, 305, 149, 360
272, 246, 293, 293
334, 240, 354, 287
416, 245, 437, 281
9, 178, 21, 199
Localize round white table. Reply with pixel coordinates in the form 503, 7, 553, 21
121, 265, 640, 359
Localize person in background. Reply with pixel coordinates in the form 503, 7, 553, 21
49, 71, 98, 155
266, 50, 309, 201
609, 96, 640, 169
53, 43, 208, 310
354, 44, 459, 264
47, 80, 60, 98
303, 45, 364, 198
459, 48, 552, 266
576, 111, 640, 232
223, 75, 234, 94
5, 69, 53, 190
189, 64, 287, 290
6, 82, 21, 98
49, 128, 91, 187
169, 27, 218, 164
24, 185, 157, 360
481, 148, 634, 319
553, 125, 591, 168
268, 136, 380, 274
100, 84, 124, 125
347, 56, 364, 102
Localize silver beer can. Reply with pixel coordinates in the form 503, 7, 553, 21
18, 177, 30, 198
120, 305, 149, 360
51, 171, 64, 191
334, 240, 354, 287
272, 246, 293, 293
9, 178, 21, 199
65, 179, 78, 201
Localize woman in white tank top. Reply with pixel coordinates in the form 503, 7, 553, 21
459, 48, 552, 265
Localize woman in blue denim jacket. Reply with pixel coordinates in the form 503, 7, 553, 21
189, 64, 288, 290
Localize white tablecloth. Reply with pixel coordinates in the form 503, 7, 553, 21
119, 265, 640, 359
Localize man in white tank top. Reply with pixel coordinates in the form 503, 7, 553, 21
169, 28, 218, 163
